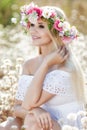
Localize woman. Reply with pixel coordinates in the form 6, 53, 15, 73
0, 2, 86, 130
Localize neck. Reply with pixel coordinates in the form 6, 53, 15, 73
39, 41, 57, 57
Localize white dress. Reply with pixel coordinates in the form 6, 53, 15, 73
15, 70, 84, 128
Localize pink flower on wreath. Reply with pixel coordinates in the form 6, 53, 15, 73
50, 12, 56, 18
61, 36, 73, 44
54, 20, 63, 32
26, 7, 42, 18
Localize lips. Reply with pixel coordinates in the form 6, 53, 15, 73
31, 35, 41, 40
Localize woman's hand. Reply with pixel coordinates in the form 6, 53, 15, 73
43, 45, 69, 68
30, 107, 53, 130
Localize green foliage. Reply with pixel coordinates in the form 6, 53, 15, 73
48, 18, 54, 30
64, 31, 70, 36
0, 0, 18, 26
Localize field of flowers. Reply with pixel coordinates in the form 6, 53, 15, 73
0, 25, 38, 123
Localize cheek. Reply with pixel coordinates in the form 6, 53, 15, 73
41, 32, 52, 41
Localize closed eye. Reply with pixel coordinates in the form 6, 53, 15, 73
30, 23, 35, 27
39, 25, 45, 28
30, 23, 45, 29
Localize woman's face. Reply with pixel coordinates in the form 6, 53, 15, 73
29, 19, 52, 46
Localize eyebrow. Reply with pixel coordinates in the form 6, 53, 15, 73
38, 22, 44, 24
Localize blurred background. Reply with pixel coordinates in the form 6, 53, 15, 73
0, 0, 87, 123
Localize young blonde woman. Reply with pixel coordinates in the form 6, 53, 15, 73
0, 2, 86, 130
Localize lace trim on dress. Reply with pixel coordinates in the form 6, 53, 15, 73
15, 70, 71, 101
43, 70, 72, 96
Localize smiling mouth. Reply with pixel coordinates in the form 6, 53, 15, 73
31, 36, 41, 40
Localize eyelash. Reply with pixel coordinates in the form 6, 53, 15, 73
39, 25, 45, 28
30, 24, 45, 29
30, 23, 35, 27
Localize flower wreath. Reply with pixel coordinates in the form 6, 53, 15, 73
20, 2, 78, 43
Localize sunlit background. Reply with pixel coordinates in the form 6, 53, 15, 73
0, 0, 87, 123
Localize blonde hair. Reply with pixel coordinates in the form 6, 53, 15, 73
39, 6, 86, 104
66, 46, 86, 104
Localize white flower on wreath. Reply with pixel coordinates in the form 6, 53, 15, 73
20, 14, 28, 26
59, 31, 64, 37
42, 8, 53, 19
58, 22, 63, 27
28, 11, 38, 24
21, 13, 27, 21
20, 2, 35, 13
62, 21, 70, 31
26, 2, 36, 13
70, 26, 77, 36
20, 5, 26, 12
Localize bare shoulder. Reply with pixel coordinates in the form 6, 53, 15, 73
22, 56, 41, 75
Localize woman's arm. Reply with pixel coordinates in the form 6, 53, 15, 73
14, 100, 28, 119
22, 61, 49, 110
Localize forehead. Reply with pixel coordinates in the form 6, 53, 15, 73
36, 19, 46, 25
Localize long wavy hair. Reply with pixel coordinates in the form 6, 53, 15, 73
38, 6, 86, 104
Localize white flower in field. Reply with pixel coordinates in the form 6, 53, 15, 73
11, 17, 17, 24
81, 116, 87, 128
15, 64, 22, 75
0, 65, 7, 69
11, 125, 18, 130
77, 110, 87, 117
8, 71, 16, 76
67, 113, 77, 121
72, 127, 79, 130
62, 125, 72, 130
16, 57, 24, 63
3, 59, 12, 66
8, 75, 17, 83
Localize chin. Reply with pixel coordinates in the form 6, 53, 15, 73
32, 41, 46, 46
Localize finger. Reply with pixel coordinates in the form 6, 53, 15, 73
57, 45, 63, 53
36, 117, 42, 128
43, 116, 49, 129
47, 114, 53, 129
57, 49, 64, 59
63, 52, 69, 60
59, 49, 65, 57
39, 116, 45, 129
